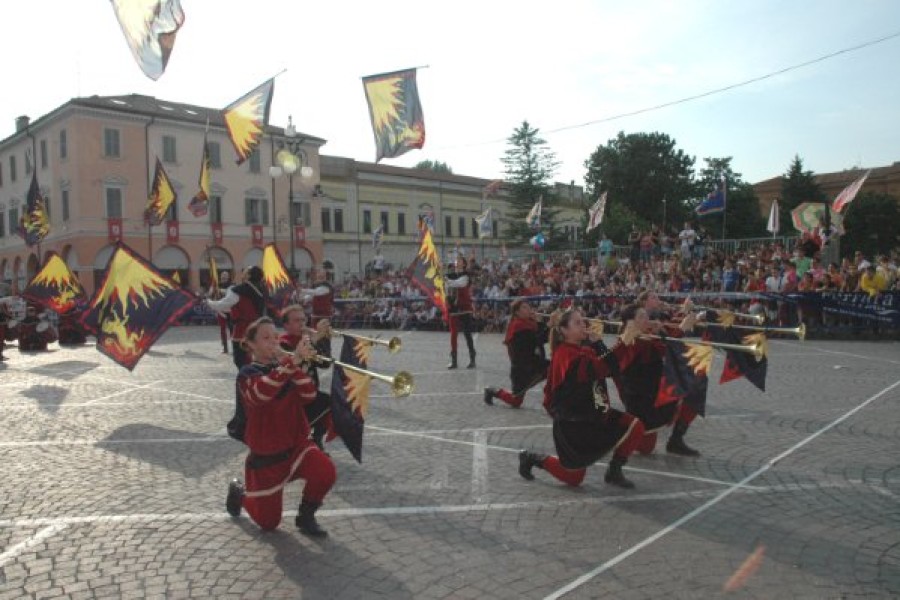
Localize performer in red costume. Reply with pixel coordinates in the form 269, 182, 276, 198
613, 304, 701, 456
299, 269, 335, 328
445, 256, 477, 369
225, 317, 337, 536
518, 310, 647, 489
206, 266, 267, 369
208, 270, 232, 354
483, 299, 549, 408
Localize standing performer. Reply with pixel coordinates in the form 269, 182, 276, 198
209, 270, 232, 355
518, 310, 647, 489
206, 266, 267, 369
445, 256, 477, 369
225, 317, 337, 536
299, 269, 335, 328
613, 304, 701, 456
57, 303, 88, 346
483, 299, 549, 408
279, 305, 333, 450
0, 294, 15, 361
17, 303, 57, 352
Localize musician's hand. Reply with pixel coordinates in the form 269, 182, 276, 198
647, 319, 665, 333
679, 312, 697, 333
547, 310, 563, 329
619, 321, 640, 346
315, 319, 331, 339
587, 321, 604, 342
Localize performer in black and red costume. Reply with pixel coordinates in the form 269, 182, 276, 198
518, 309, 647, 489
224, 317, 337, 536
208, 270, 232, 354
613, 303, 701, 456
0, 295, 14, 361
57, 304, 88, 346
206, 266, 268, 369
17, 303, 57, 352
445, 256, 477, 369
299, 269, 335, 328
483, 299, 548, 408
279, 304, 334, 450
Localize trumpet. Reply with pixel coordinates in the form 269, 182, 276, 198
640, 334, 765, 362
305, 327, 402, 353
315, 354, 414, 397
695, 321, 805, 341
535, 311, 622, 328
693, 305, 766, 325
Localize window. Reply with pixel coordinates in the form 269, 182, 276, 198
59, 129, 67, 159
292, 201, 310, 227
321, 208, 332, 232
0, 211, 5, 237
363, 209, 372, 234
444, 215, 452, 237
209, 195, 223, 224
380, 211, 389, 234
164, 198, 177, 222
10, 156, 17, 182
334, 208, 344, 233
61, 189, 70, 222
471, 218, 478, 239
397, 212, 406, 235
25, 152, 32, 175
103, 128, 121, 158
8, 208, 18, 236
40, 140, 48, 168
459, 217, 466, 239
43, 194, 51, 222
162, 135, 177, 163
248, 150, 260, 173
492, 219, 499, 238
106, 188, 123, 218
0, 162, 3, 187
245, 197, 268, 225
209, 142, 221, 169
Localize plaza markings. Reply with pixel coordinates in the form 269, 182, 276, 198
543, 376, 900, 600
0, 523, 67, 569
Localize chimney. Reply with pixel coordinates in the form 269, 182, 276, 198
15, 115, 30, 132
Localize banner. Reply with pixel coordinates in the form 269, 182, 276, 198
108, 218, 123, 242
251, 224, 264, 247
294, 225, 306, 247
768, 291, 899, 326
166, 220, 179, 244
211, 222, 223, 245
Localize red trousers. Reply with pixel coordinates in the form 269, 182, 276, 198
449, 314, 475, 354
242, 443, 336, 531
217, 315, 229, 350
495, 388, 524, 408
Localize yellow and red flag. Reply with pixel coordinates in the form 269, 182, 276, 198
110, 0, 185, 81
330, 336, 372, 463
20, 170, 50, 247
188, 133, 211, 217
261, 243, 294, 312
81, 243, 196, 370
144, 158, 178, 226
208, 252, 220, 296
22, 252, 86, 314
223, 79, 274, 164
407, 229, 447, 321
362, 68, 425, 162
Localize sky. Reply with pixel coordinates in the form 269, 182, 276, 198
2, 0, 899, 189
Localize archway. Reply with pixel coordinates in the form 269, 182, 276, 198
154, 245, 190, 288
92, 245, 117, 291
242, 247, 263, 271
199, 246, 235, 292
0, 259, 8, 295
292, 247, 315, 283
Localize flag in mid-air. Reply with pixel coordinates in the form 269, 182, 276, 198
372, 224, 385, 250
586, 191, 607, 233
696, 176, 726, 216
21, 252, 86, 314
81, 243, 196, 370
223, 79, 274, 164
20, 169, 50, 246
260, 243, 294, 312
110, 0, 185, 80
188, 134, 211, 217
767, 199, 780, 236
144, 158, 178, 226
362, 68, 425, 162
525, 198, 542, 229
474, 208, 493, 239
407, 229, 447, 321
831, 170, 871, 213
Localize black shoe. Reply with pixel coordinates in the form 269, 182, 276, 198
604, 457, 635, 489
518, 450, 545, 481
466, 358, 476, 369
666, 436, 701, 457
296, 501, 328, 538
447, 352, 458, 370
483, 387, 496, 406
226, 479, 244, 517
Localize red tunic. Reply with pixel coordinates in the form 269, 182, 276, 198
310, 282, 335, 320
229, 283, 266, 341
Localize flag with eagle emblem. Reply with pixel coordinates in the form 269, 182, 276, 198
362, 68, 425, 162
20, 169, 50, 246
407, 228, 448, 322
330, 336, 376, 463
22, 252, 86, 314
80, 243, 196, 370
144, 158, 178, 226
188, 133, 211, 217
223, 78, 274, 164
260, 243, 294, 313
110, 0, 185, 80
654, 339, 711, 416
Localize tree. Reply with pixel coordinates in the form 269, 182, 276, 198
780, 155, 825, 230
414, 160, 453, 174
693, 157, 767, 240
583, 131, 695, 245
500, 121, 562, 249
839, 191, 900, 260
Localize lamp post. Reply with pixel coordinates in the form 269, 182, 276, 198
270, 116, 314, 276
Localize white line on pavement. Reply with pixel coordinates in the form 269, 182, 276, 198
472, 431, 489, 503
769, 340, 900, 366
0, 523, 67, 568
542, 377, 900, 600
82, 381, 160, 405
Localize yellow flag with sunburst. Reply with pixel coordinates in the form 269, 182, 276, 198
362, 68, 425, 162
144, 158, 178, 226
223, 78, 274, 164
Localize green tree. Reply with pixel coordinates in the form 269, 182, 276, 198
839, 191, 900, 260
414, 159, 453, 174
501, 121, 562, 250
693, 157, 767, 240
779, 155, 825, 229
583, 131, 695, 247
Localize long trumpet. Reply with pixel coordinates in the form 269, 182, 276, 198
695, 321, 805, 341
316, 354, 414, 397
693, 305, 766, 325
640, 334, 766, 362
306, 327, 402, 353
535, 311, 623, 328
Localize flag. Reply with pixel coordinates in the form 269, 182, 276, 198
696, 176, 726, 216
654, 339, 711, 415
171, 271, 181, 285
110, 0, 184, 80
81, 243, 196, 370
223, 79, 274, 165
21, 252, 87, 314
530, 232, 546, 250
407, 229, 448, 321
261, 243, 294, 312
417, 211, 435, 241
208, 252, 220, 296
525, 198, 542, 229
362, 68, 426, 162
330, 336, 375, 462
586, 191, 607, 233
144, 158, 177, 226
718, 331, 768, 392
372, 224, 384, 250
482, 179, 502, 199
766, 198, 780, 237
831, 170, 871, 213
474, 207, 493, 239
20, 169, 50, 246
188, 133, 211, 217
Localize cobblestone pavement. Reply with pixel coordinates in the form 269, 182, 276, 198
0, 328, 898, 599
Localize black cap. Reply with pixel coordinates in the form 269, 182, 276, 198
247, 266, 264, 283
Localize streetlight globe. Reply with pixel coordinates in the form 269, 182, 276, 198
300, 165, 314, 179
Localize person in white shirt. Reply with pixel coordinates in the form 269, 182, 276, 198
678, 222, 696, 266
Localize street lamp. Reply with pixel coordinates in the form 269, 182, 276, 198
270, 116, 314, 275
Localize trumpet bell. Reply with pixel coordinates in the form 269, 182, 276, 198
387, 337, 402, 354
392, 371, 414, 397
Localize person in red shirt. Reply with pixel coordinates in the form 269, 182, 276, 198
225, 317, 337, 536
299, 269, 335, 327
445, 257, 477, 369
206, 266, 268, 368
483, 299, 549, 408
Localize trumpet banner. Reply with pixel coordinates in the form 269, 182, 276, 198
330, 336, 372, 463
654, 339, 711, 416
